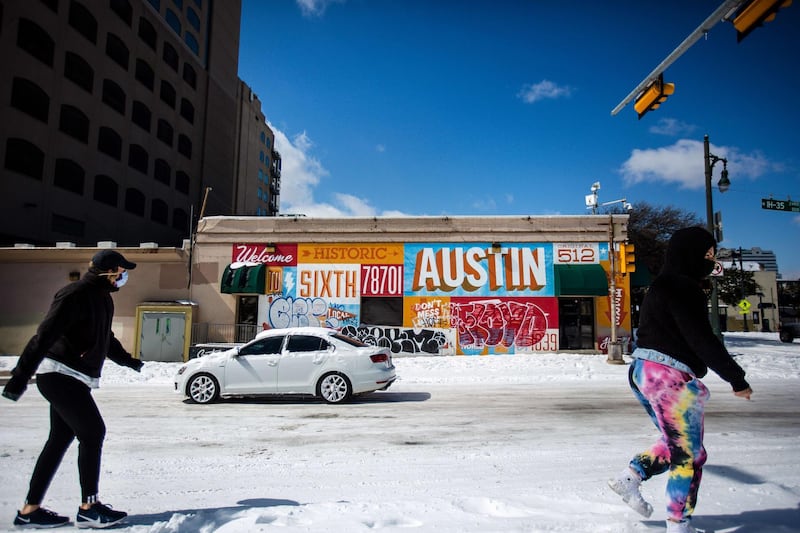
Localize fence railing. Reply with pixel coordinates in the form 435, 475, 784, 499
191, 323, 258, 344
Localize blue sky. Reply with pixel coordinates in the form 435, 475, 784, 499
238, 1, 800, 279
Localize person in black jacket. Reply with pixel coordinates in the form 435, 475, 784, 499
608, 227, 753, 533
2, 249, 144, 529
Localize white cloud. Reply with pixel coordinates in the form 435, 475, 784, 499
270, 122, 408, 217
375, 144, 386, 153
517, 80, 573, 104
619, 139, 774, 190
296, 0, 343, 17
648, 118, 696, 137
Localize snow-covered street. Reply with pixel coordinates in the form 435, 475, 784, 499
1, 332, 798, 532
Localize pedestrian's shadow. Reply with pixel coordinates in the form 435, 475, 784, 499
642, 506, 800, 532
124, 498, 300, 529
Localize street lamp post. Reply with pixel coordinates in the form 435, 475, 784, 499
704, 135, 729, 340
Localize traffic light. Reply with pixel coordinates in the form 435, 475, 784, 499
732, 0, 792, 43
633, 74, 675, 120
619, 243, 636, 274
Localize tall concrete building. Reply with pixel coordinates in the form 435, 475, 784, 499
719, 247, 780, 277
0, 0, 277, 248
234, 81, 281, 217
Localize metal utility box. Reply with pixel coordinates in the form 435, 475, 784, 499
134, 302, 196, 362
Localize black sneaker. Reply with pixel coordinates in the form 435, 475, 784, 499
13, 507, 70, 528
75, 503, 127, 529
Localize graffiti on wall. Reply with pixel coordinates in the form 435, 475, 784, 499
341, 325, 455, 355
267, 296, 359, 330
451, 298, 558, 354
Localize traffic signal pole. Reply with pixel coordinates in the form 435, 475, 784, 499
611, 0, 747, 116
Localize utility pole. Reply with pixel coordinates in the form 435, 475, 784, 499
607, 215, 624, 364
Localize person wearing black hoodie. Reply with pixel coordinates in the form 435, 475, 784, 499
2, 249, 144, 529
608, 227, 753, 533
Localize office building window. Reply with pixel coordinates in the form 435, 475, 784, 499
172, 208, 188, 231
138, 17, 157, 50
54, 158, 85, 195
59, 104, 89, 144
162, 41, 179, 71
11, 77, 49, 123
97, 126, 122, 160
5, 138, 45, 180
125, 188, 146, 216
51, 213, 85, 237
64, 52, 94, 93
94, 175, 118, 206
184, 31, 199, 55
68, 1, 97, 44
175, 170, 189, 194
131, 101, 151, 131
110, 0, 133, 26
157, 119, 174, 146
187, 7, 200, 31
128, 144, 149, 174
182, 63, 196, 89
160, 80, 176, 108
165, 8, 181, 35
179, 98, 194, 123
17, 19, 54, 66
105, 32, 130, 70
177, 134, 191, 159
135, 58, 154, 90
148, 0, 161, 11
101, 79, 126, 114
151, 198, 168, 224
154, 158, 171, 185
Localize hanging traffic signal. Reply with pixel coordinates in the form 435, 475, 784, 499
633, 74, 675, 120
732, 0, 792, 43
619, 243, 636, 274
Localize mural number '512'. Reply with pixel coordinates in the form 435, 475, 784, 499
555, 245, 597, 264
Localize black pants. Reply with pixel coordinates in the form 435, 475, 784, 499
26, 373, 105, 505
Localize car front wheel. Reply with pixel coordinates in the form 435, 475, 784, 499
317, 372, 352, 404
779, 330, 795, 343
187, 373, 220, 404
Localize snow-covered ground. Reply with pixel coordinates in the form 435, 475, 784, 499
1, 332, 798, 533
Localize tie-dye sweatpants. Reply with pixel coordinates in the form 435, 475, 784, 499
627, 358, 710, 522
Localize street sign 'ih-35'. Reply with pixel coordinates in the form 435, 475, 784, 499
761, 198, 800, 212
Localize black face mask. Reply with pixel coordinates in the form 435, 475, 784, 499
702, 258, 716, 277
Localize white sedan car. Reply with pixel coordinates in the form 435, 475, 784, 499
175, 327, 397, 404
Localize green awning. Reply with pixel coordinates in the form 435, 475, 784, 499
554, 264, 609, 296
220, 263, 267, 294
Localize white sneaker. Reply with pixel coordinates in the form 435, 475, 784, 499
607, 467, 654, 518
666, 518, 697, 533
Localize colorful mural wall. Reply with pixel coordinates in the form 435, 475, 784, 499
229, 241, 630, 355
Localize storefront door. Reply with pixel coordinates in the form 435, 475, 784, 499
558, 298, 595, 350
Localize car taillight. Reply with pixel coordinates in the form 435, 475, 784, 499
370, 353, 389, 364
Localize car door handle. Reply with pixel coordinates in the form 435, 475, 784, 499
267, 360, 278, 366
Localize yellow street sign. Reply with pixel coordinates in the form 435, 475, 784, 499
737, 299, 751, 314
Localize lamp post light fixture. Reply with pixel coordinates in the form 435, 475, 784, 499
704, 134, 729, 340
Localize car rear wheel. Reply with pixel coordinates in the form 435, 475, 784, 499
317, 372, 352, 404
779, 329, 795, 343
187, 373, 220, 404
